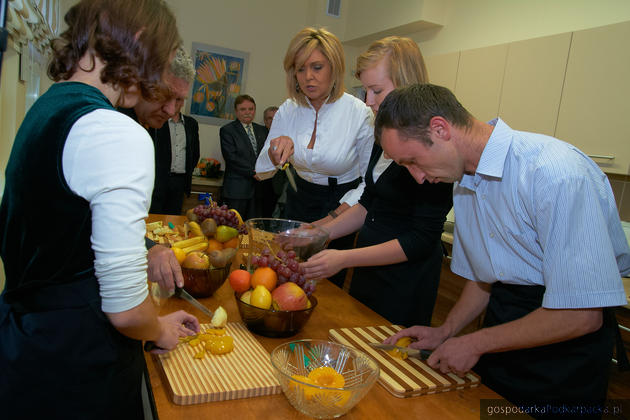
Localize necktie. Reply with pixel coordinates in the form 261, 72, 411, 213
246, 125, 258, 154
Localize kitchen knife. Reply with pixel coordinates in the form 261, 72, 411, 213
144, 287, 214, 352
368, 342, 432, 360
280, 162, 297, 192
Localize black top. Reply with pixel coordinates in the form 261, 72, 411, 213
349, 143, 453, 326
0, 82, 110, 301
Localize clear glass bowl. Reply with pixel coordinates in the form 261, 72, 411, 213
270, 339, 380, 419
244, 218, 329, 270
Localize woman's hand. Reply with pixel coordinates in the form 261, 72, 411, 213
268, 136, 294, 166
301, 249, 347, 280
151, 310, 200, 354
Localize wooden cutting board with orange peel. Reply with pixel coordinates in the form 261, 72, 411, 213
329, 325, 480, 398
153, 322, 281, 405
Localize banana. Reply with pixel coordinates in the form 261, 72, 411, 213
182, 242, 209, 254
172, 236, 205, 249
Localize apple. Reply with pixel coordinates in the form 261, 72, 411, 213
182, 251, 210, 269
271, 282, 308, 311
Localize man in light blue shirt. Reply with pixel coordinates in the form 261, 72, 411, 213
376, 84, 629, 411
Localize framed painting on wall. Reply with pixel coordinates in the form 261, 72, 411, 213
188, 42, 249, 125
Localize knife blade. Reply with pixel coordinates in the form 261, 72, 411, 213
280, 162, 297, 192
368, 342, 432, 360
144, 287, 214, 352
174, 286, 214, 319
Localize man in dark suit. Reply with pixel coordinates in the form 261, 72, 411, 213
220, 94, 268, 221
131, 47, 200, 215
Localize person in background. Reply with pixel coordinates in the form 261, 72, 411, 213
263, 106, 278, 130
255, 27, 374, 287
149, 48, 200, 215
379, 84, 629, 415
0, 0, 200, 417
263, 105, 287, 218
220, 94, 268, 221
301, 37, 452, 326
119, 47, 198, 292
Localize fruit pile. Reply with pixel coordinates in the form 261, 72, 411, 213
154, 204, 246, 270
229, 253, 313, 312
251, 247, 316, 295
187, 204, 247, 234
181, 326, 234, 359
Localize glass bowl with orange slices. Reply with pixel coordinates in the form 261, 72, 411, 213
270, 339, 380, 418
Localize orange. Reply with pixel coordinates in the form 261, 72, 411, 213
308, 366, 345, 388
228, 269, 251, 293
223, 236, 239, 249
251, 267, 278, 292
171, 247, 186, 265
206, 238, 223, 253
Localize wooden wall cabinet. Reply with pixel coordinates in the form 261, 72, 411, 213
555, 21, 630, 175
454, 44, 508, 124
499, 33, 571, 137
425, 51, 460, 91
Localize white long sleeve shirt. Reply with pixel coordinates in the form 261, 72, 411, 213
62, 109, 154, 313
256, 93, 374, 206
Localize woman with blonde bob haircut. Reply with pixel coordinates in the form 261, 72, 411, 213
283, 27, 346, 106
256, 27, 373, 288
0, 0, 200, 416
302, 36, 453, 327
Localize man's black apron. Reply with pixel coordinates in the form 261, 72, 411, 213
474, 282, 615, 417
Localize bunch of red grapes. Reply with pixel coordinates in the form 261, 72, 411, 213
192, 204, 247, 234
251, 247, 316, 296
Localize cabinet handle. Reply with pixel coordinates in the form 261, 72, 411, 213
588, 154, 614, 160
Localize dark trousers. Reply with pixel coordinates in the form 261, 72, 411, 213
150, 173, 186, 215
224, 196, 258, 222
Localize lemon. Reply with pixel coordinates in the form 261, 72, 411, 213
250, 285, 272, 310
171, 247, 186, 265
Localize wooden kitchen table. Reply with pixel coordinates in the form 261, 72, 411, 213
145, 215, 502, 419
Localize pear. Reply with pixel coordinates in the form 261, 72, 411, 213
215, 225, 238, 243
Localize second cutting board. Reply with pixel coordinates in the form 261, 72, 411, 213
329, 325, 480, 398
154, 322, 281, 405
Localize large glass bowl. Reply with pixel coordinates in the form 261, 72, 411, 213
270, 339, 380, 419
181, 262, 231, 298
235, 292, 317, 337
245, 218, 329, 271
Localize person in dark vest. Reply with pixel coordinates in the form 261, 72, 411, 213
0, 1, 200, 418
380, 84, 630, 418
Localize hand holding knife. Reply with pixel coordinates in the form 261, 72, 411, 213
369, 342, 432, 360
144, 286, 213, 352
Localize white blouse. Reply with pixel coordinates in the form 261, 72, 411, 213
256, 93, 374, 207
63, 109, 154, 313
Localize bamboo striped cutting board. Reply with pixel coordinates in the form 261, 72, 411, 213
329, 325, 480, 398
154, 322, 281, 405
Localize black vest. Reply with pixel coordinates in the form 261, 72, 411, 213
0, 82, 114, 303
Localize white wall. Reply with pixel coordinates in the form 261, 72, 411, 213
167, 0, 329, 166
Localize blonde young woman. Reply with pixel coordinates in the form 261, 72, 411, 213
255, 27, 373, 288
302, 37, 453, 326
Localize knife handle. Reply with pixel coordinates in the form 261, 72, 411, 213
144, 341, 165, 352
